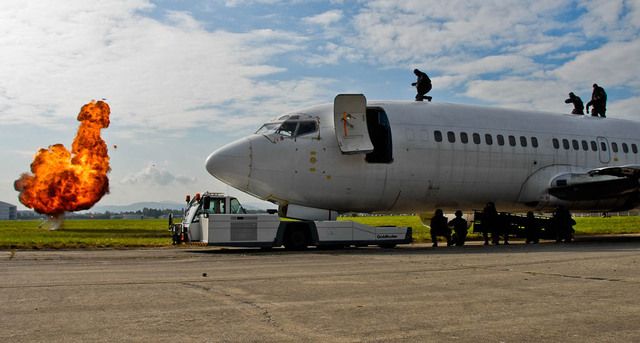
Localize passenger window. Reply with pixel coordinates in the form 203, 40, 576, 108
520, 136, 527, 147
553, 138, 559, 149
572, 139, 579, 150
531, 137, 538, 148
460, 132, 468, 144
623, 143, 629, 153
485, 134, 493, 145
562, 139, 570, 150
296, 121, 318, 136
497, 135, 505, 146
581, 140, 588, 151
612, 142, 618, 153
447, 131, 456, 143
633, 144, 638, 154
591, 141, 597, 151
508, 135, 516, 146
434, 131, 442, 142
473, 133, 481, 144
601, 142, 607, 151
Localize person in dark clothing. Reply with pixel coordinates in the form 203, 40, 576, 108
482, 202, 499, 245
524, 211, 540, 244
564, 92, 584, 115
412, 69, 432, 102
430, 209, 451, 247
586, 83, 607, 117
448, 210, 468, 246
552, 206, 574, 243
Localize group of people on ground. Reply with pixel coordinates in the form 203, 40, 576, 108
412, 68, 609, 118
428, 203, 575, 247
564, 83, 607, 117
429, 209, 469, 247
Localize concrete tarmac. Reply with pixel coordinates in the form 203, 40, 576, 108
1, 240, 639, 342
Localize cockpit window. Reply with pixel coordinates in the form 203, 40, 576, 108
256, 115, 318, 138
276, 120, 297, 137
296, 121, 318, 136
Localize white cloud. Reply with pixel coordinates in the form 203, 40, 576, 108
553, 40, 640, 88
224, 0, 284, 7
302, 10, 343, 26
349, 0, 571, 66
443, 55, 538, 77
121, 163, 196, 186
0, 0, 327, 133
609, 97, 640, 121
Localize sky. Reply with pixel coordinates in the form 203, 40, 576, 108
1, 0, 640, 210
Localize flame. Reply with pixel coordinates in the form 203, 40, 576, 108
14, 100, 111, 216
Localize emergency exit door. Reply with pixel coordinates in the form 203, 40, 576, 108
334, 94, 374, 154
597, 136, 610, 164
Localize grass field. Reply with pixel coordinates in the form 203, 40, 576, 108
0, 219, 170, 249
1, 215, 639, 249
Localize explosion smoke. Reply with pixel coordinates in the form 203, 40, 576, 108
14, 100, 111, 221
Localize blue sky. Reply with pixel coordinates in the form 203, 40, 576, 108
1, 0, 640, 209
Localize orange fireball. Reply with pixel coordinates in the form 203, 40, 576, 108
14, 100, 111, 215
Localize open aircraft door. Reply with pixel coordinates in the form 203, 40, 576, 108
334, 94, 374, 154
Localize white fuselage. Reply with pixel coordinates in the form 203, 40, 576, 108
206, 100, 640, 214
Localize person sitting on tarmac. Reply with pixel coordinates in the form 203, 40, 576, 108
448, 210, 468, 246
430, 209, 451, 247
564, 92, 584, 115
412, 68, 432, 102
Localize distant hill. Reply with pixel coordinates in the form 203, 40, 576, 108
88, 201, 185, 213
87, 200, 273, 214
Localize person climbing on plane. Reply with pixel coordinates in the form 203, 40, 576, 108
412, 69, 432, 102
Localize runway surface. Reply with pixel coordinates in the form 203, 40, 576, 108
1, 240, 639, 342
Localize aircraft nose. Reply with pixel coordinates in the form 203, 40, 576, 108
205, 138, 251, 190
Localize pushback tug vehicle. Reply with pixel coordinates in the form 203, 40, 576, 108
170, 192, 412, 249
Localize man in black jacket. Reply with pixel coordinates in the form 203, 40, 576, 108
586, 83, 607, 117
412, 69, 432, 102
564, 92, 584, 115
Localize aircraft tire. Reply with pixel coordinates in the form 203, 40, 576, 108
284, 228, 309, 250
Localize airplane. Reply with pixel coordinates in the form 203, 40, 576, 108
205, 94, 640, 221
